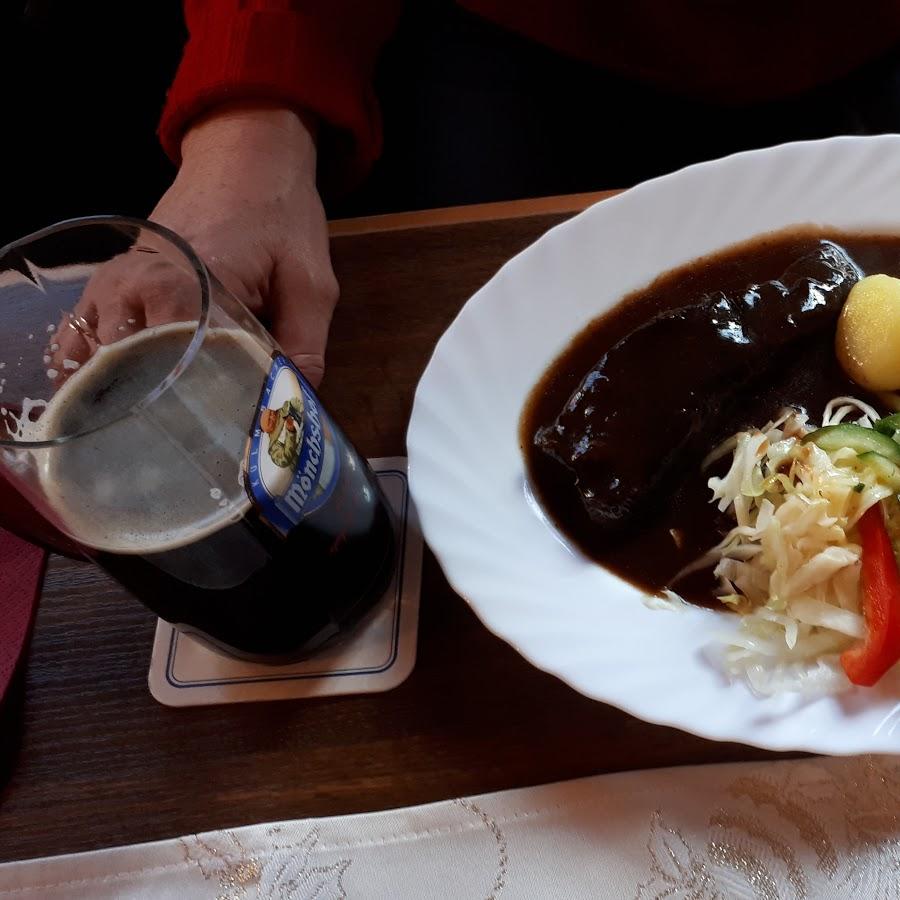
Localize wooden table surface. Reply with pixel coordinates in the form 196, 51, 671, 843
0, 192, 795, 864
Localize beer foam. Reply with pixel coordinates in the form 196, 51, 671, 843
36, 322, 268, 555
3, 398, 48, 441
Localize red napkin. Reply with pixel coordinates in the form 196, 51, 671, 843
0, 528, 45, 709
0, 475, 75, 710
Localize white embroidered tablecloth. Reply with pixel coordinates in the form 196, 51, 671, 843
1, 754, 898, 899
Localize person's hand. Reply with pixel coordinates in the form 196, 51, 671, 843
49, 106, 337, 389
149, 105, 338, 386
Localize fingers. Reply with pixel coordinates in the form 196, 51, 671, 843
199, 253, 265, 317
49, 304, 99, 383
48, 246, 201, 385
45, 222, 340, 405
268, 254, 338, 388
80, 254, 197, 337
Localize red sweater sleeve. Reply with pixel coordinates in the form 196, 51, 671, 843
160, 1, 402, 186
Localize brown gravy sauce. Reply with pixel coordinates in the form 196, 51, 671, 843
521, 227, 900, 605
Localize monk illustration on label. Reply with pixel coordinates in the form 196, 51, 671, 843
260, 397, 303, 469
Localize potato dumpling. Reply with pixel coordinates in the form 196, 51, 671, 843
836, 274, 900, 391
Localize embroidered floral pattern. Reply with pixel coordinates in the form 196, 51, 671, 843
453, 798, 509, 899
635, 757, 900, 900
636, 811, 722, 900
182, 827, 350, 900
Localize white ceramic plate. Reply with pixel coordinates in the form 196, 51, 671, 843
408, 136, 900, 754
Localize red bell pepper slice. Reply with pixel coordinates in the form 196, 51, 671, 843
841, 503, 900, 686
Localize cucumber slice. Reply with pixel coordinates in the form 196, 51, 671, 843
803, 424, 900, 462
858, 451, 900, 491
874, 413, 900, 438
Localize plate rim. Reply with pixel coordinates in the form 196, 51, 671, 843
408, 134, 900, 754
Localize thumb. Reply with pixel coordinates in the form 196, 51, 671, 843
268, 256, 339, 389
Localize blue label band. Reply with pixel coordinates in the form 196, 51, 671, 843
245, 355, 340, 535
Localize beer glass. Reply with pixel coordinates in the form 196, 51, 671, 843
0, 216, 395, 661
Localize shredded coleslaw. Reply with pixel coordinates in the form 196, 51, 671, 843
682, 398, 899, 696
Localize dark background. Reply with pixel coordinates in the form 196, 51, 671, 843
2, 0, 900, 246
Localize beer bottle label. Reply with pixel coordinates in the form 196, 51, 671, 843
244, 355, 341, 535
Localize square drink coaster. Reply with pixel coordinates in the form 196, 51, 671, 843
148, 457, 421, 707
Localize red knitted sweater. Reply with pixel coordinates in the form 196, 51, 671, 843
156, 2, 900, 182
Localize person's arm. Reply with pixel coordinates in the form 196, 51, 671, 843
147, 2, 402, 386
160, 1, 404, 187
151, 104, 337, 383
0, 3, 405, 551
